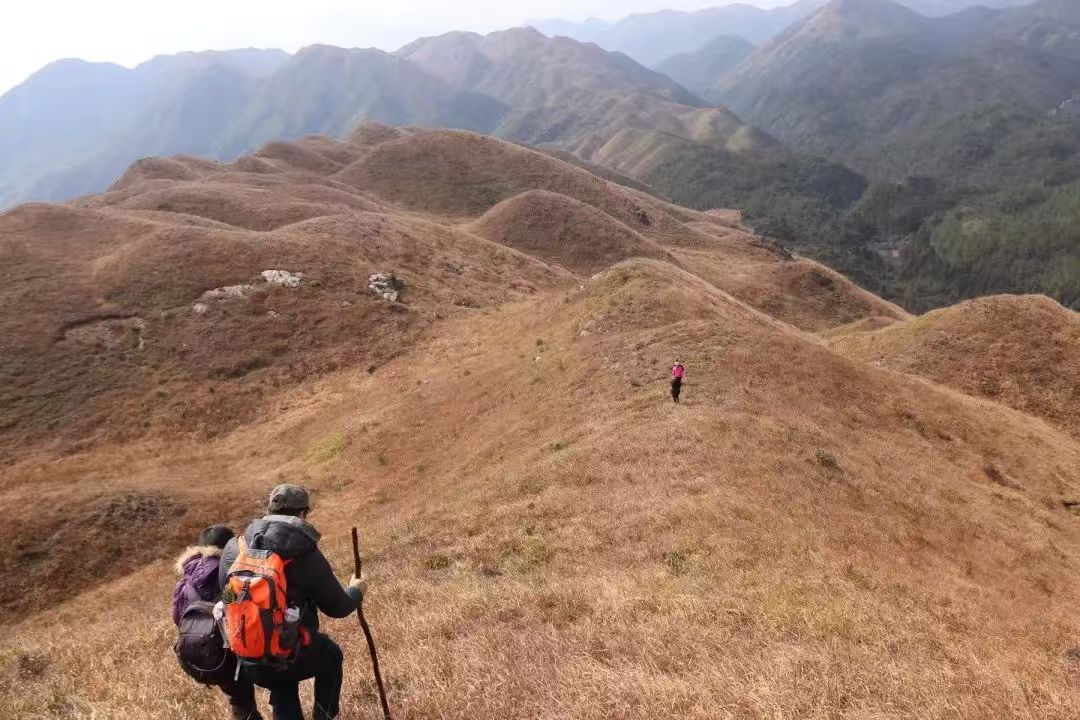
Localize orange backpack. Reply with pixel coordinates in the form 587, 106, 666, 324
222, 538, 306, 666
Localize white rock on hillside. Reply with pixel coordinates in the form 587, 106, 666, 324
194, 270, 303, 312
369, 272, 404, 302
262, 270, 303, 288
200, 284, 254, 301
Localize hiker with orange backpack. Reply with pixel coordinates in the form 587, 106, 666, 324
173, 524, 263, 720
219, 484, 366, 720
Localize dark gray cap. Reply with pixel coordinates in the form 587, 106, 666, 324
268, 484, 311, 514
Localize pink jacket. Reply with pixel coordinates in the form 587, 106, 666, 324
672, 364, 685, 379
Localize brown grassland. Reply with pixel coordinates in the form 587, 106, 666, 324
827, 295, 1080, 438
1, 125, 1079, 719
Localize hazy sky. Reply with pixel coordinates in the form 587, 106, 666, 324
0, 0, 781, 95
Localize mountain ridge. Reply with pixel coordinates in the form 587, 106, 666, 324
532, 0, 1042, 67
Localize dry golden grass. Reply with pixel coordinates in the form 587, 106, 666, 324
466, 190, 672, 275
669, 230, 911, 333
828, 294, 1080, 437
2, 127, 1079, 719
4, 271, 1080, 719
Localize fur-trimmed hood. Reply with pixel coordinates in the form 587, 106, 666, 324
174, 545, 222, 575
172, 545, 225, 626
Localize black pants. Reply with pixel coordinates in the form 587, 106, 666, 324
219, 676, 260, 720
179, 654, 259, 719
671, 378, 682, 403
248, 632, 344, 720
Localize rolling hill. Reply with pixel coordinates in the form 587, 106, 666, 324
395, 28, 875, 293
826, 294, 1080, 436
0, 124, 902, 464
1, 125, 1078, 719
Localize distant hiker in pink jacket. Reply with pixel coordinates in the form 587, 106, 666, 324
671, 361, 685, 403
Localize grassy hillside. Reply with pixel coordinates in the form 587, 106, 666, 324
2, 127, 1079, 719
827, 294, 1080, 435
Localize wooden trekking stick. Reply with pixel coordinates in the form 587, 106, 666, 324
352, 527, 392, 720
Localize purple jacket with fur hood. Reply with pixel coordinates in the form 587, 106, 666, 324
172, 545, 225, 626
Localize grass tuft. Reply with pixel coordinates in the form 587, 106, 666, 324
814, 448, 840, 471
307, 431, 346, 463
663, 548, 697, 577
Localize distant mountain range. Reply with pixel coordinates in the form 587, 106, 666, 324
531, 0, 822, 67
714, 0, 1080, 165
0, 26, 855, 273
531, 0, 1041, 68
2, 31, 712, 210
0, 50, 288, 211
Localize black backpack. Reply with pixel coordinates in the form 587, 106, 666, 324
175, 600, 234, 685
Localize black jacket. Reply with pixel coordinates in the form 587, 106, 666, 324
219, 515, 360, 631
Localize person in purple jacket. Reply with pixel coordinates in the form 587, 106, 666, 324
173, 524, 262, 720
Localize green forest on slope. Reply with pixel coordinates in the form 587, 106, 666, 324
700, 0, 1080, 311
